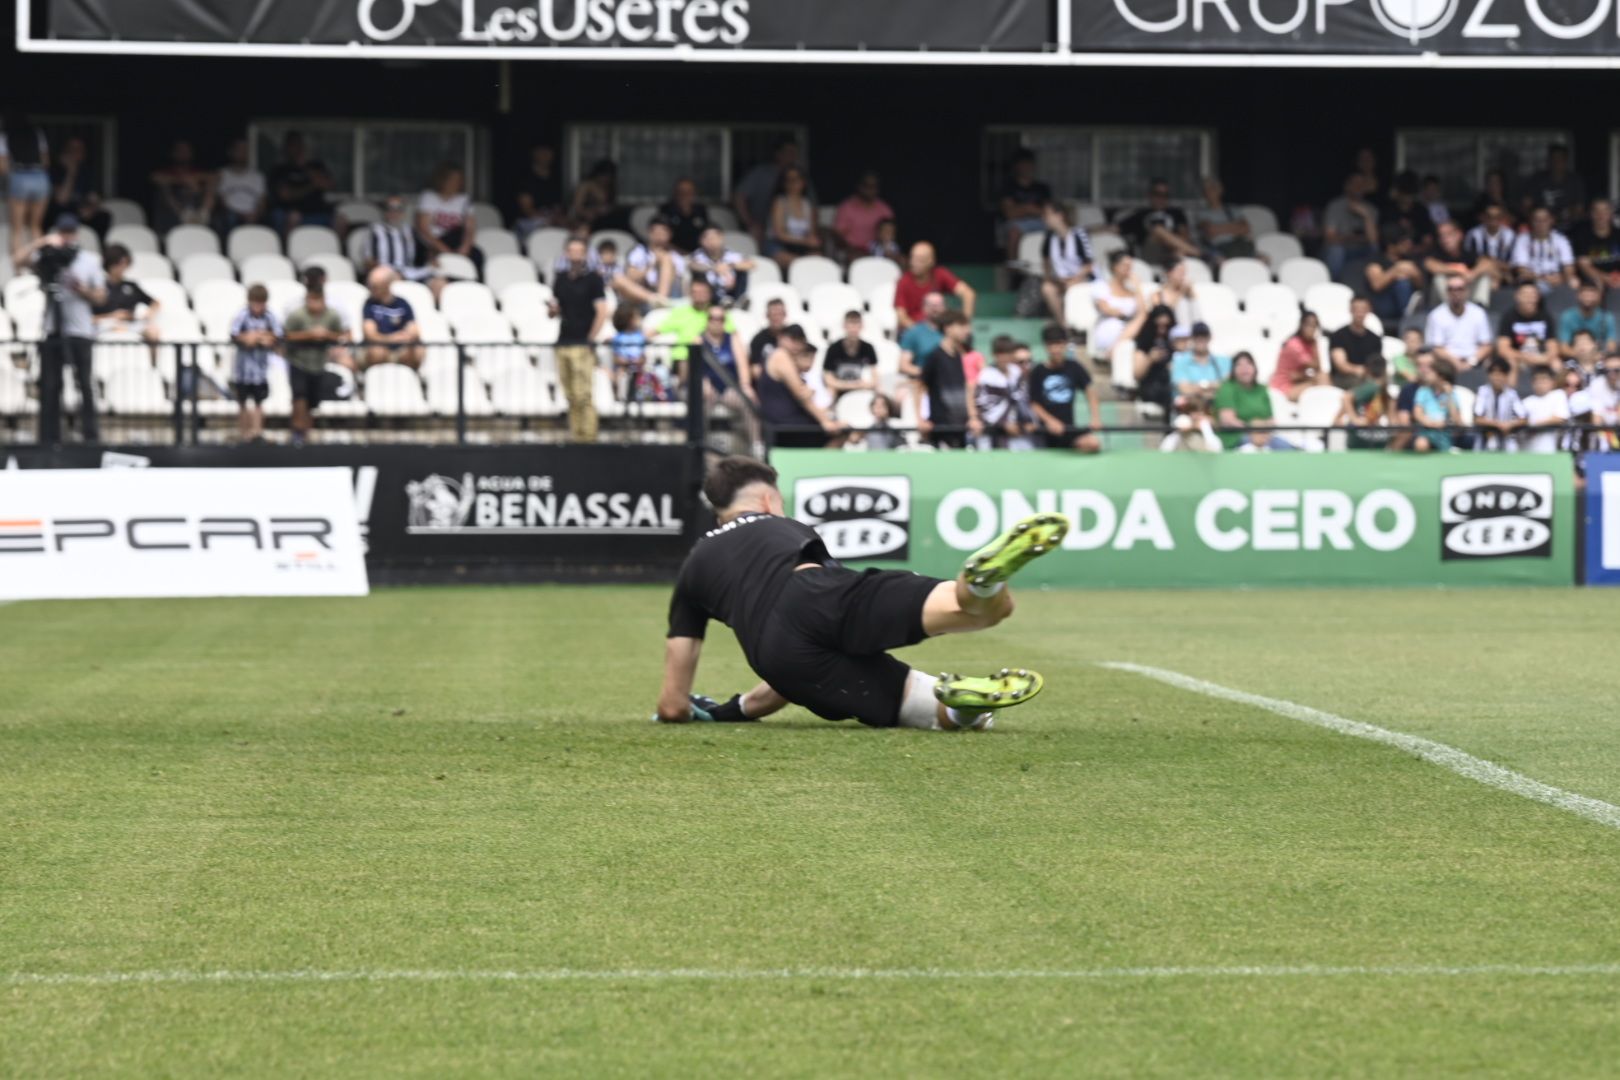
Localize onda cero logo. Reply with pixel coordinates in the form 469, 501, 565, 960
794, 476, 910, 561
1440, 474, 1554, 560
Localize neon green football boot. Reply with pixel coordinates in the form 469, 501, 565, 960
933, 668, 1044, 712
962, 513, 1070, 590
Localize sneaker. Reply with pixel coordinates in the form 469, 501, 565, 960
962, 513, 1069, 589
933, 668, 1044, 712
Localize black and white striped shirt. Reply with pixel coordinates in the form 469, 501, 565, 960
368, 222, 417, 270
1044, 227, 1096, 281
1464, 225, 1515, 264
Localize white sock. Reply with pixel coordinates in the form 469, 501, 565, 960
966, 580, 1005, 599
947, 707, 989, 730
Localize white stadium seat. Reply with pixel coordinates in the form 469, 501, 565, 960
127, 252, 175, 281
848, 257, 900, 297
1239, 204, 1280, 235
267, 280, 307, 317
165, 224, 220, 263
441, 281, 498, 319
1278, 257, 1331, 295
499, 280, 553, 315
1305, 282, 1355, 330
1191, 282, 1240, 321
191, 280, 248, 337
346, 228, 372, 268
808, 283, 865, 335
788, 255, 843, 294
589, 230, 636, 259
748, 283, 804, 316
1255, 232, 1304, 265
336, 201, 382, 229
1244, 283, 1301, 325
5, 274, 41, 312
435, 253, 479, 282
107, 224, 159, 254
484, 254, 538, 297
723, 230, 758, 258
301, 251, 357, 283
1090, 233, 1127, 259
287, 225, 341, 263
526, 227, 568, 273
391, 280, 436, 318
472, 201, 504, 229
628, 205, 659, 237
476, 229, 520, 259
324, 281, 371, 342
135, 277, 189, 313
362, 365, 429, 417
227, 225, 282, 265
488, 367, 560, 416
239, 254, 297, 285
103, 198, 147, 228
180, 253, 236, 293
1179, 257, 1213, 284
748, 259, 782, 286
1218, 257, 1272, 298
707, 206, 740, 232
1064, 283, 1097, 334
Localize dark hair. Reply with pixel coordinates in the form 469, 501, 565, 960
765, 297, 786, 311
103, 243, 132, 269
1012, 149, 1036, 166
779, 325, 809, 345
302, 265, 327, 288
938, 310, 970, 330
1487, 356, 1512, 375
688, 276, 714, 296
1296, 310, 1319, 335
647, 216, 673, 233
430, 161, 463, 191
1382, 225, 1412, 249
1041, 322, 1068, 345
305, 285, 326, 302
1573, 328, 1597, 343
703, 456, 779, 511
774, 165, 807, 198
1230, 350, 1258, 382
596, 240, 617, 255
1148, 176, 1169, 189
1108, 250, 1131, 271
612, 305, 639, 332
991, 334, 1019, 355
843, 310, 863, 322
1430, 355, 1457, 384
247, 284, 269, 303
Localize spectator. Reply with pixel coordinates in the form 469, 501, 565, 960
365, 197, 447, 301
658, 177, 711, 254
1470, 170, 1515, 229
1119, 177, 1200, 268
1496, 282, 1561, 382
229, 283, 281, 443
999, 150, 1052, 264
1588, 353, 1620, 440
822, 311, 879, 399
1419, 174, 1451, 226
689, 226, 754, 307
846, 392, 901, 451
1391, 326, 1425, 386
1038, 202, 1095, 323
92, 244, 162, 352
734, 140, 806, 248
1132, 305, 1177, 414
1464, 201, 1517, 270
215, 138, 267, 234
1027, 323, 1102, 453
1381, 174, 1437, 256
915, 311, 981, 448
1567, 329, 1602, 376
1521, 366, 1570, 453
1389, 349, 1434, 452
612, 306, 671, 404
1511, 207, 1577, 290
758, 324, 845, 448
1, 112, 51, 258
1425, 274, 1494, 372
976, 335, 1036, 449
1410, 355, 1461, 454
749, 297, 790, 378
1170, 322, 1231, 406
695, 304, 760, 449
595, 238, 621, 284
1474, 356, 1526, 452
18, 216, 104, 443
1271, 311, 1327, 401
663, 276, 726, 368
893, 241, 975, 330
513, 145, 564, 240
1321, 173, 1380, 281
1360, 227, 1425, 325
360, 267, 426, 371
267, 131, 334, 234
569, 160, 619, 230
1089, 250, 1147, 358
1565, 365, 1597, 451
766, 165, 823, 272
47, 135, 110, 239
1425, 220, 1498, 297
1570, 197, 1620, 290
1558, 281, 1618, 351
415, 162, 482, 277
869, 218, 903, 265
1329, 297, 1385, 390
1193, 176, 1254, 263
833, 171, 894, 261
1352, 146, 1386, 211
1521, 144, 1585, 228
614, 218, 686, 310
547, 238, 610, 442
898, 292, 947, 378
1216, 351, 1292, 451
282, 285, 352, 447
1152, 258, 1198, 326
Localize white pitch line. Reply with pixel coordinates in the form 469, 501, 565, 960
5, 964, 1620, 989
1101, 661, 1620, 832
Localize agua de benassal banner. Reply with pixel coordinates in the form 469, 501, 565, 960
0, 468, 369, 599
774, 451, 1575, 588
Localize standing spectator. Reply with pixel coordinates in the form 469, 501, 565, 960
1409, 355, 1461, 454
150, 140, 215, 231
569, 160, 619, 231
1329, 297, 1385, 390
734, 140, 805, 249
758, 325, 844, 448
749, 297, 790, 379
1587, 354, 1620, 441
1474, 356, 1526, 452
689, 226, 754, 307
1361, 228, 1425, 325
1512, 207, 1577, 290
696, 305, 760, 451
915, 311, 981, 448
512, 145, 564, 240
1520, 145, 1586, 228
869, 218, 903, 265
1119, 178, 1200, 268
1425, 220, 1498, 297
1038, 202, 1094, 323
92, 244, 162, 352
766, 166, 823, 272
1170, 322, 1231, 406
1465, 202, 1517, 271
282, 285, 352, 447
229, 283, 281, 443
1521, 366, 1570, 453
47, 135, 109, 239
360, 267, 426, 371
1496, 282, 1561, 382
1569, 197, 1620, 290
833, 171, 894, 261
898, 292, 946, 378
268, 132, 334, 234
1381, 175, 1437, 256
1271, 311, 1327, 401
822, 311, 879, 400
415, 163, 482, 277
658, 177, 711, 255
2, 113, 51, 259
1193, 176, 1254, 263
18, 217, 104, 443
976, 335, 1036, 449
215, 138, 267, 233
1089, 251, 1146, 358
366, 197, 446, 301
1027, 323, 1102, 453
1132, 305, 1177, 414
1558, 282, 1618, 351
1321, 173, 1380, 281
1216, 351, 1292, 450
1419, 175, 1451, 226
549, 238, 610, 442
894, 242, 976, 329
998, 150, 1052, 264
1424, 275, 1494, 372
615, 218, 686, 309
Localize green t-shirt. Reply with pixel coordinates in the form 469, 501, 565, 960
663, 304, 735, 362
283, 306, 346, 374
1213, 380, 1273, 449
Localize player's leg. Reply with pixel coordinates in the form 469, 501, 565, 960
689, 681, 789, 723
897, 668, 1043, 733
922, 512, 1070, 637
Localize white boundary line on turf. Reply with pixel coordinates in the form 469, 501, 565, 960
1100, 662, 1620, 832
5, 964, 1620, 989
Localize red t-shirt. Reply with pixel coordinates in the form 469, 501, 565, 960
895, 266, 962, 321
1270, 335, 1319, 392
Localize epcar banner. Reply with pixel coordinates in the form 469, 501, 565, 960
35, 0, 1047, 53
0, 468, 368, 599
1584, 453, 1620, 586
774, 451, 1575, 588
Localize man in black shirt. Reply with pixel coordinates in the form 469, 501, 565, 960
1118, 177, 1200, 268
267, 131, 334, 234
999, 149, 1053, 263
915, 310, 982, 448
1569, 197, 1620, 289
749, 298, 789, 380
657, 456, 1067, 731
1028, 323, 1102, 452
821, 310, 879, 400
549, 238, 609, 442
514, 145, 564, 238
658, 177, 712, 254
1328, 297, 1386, 390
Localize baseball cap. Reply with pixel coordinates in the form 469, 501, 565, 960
1191, 321, 1212, 338
52, 213, 80, 233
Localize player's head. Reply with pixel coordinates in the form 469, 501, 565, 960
703, 456, 782, 521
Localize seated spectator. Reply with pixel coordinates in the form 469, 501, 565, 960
766, 165, 823, 272
1588, 353, 1620, 440
1322, 173, 1381, 281
1512, 207, 1577, 290
758, 324, 845, 448
845, 392, 901, 451
689, 226, 754, 307
1329, 297, 1385, 390
1424, 274, 1494, 373
734, 140, 805, 249
1119, 177, 1200, 268
1271, 311, 1327, 401
822, 311, 878, 399
1521, 365, 1569, 453
150, 139, 215, 232
1570, 197, 1620, 290
569, 159, 619, 231
898, 292, 946, 378
1391, 326, 1425, 386
1193, 176, 1254, 263
282, 285, 352, 447
1567, 328, 1602, 376
1470, 170, 1515, 230
1152, 258, 1198, 326
1520, 144, 1585, 228
869, 218, 903, 265
1216, 351, 1293, 450
268, 131, 334, 234
360, 267, 425, 371
1425, 220, 1498, 297
976, 335, 1036, 449
615, 218, 686, 309
895, 242, 976, 329
611, 306, 674, 404
366, 197, 447, 300
999, 150, 1052, 264
513, 145, 564, 240
1132, 305, 1177, 414
1360, 227, 1425, 325
1389, 348, 1433, 452
229, 283, 281, 443
658, 177, 711, 254
415, 162, 483, 277
833, 171, 894, 261
1170, 322, 1231, 408
1038, 201, 1094, 323
1464, 201, 1517, 272
1381, 173, 1437, 257
1337, 379, 1396, 449
1027, 323, 1102, 453
914, 311, 981, 448
1474, 356, 1526, 452
749, 297, 790, 379
695, 304, 760, 451
1558, 281, 1618, 351
215, 138, 267, 234
663, 277, 727, 367
1419, 174, 1451, 226
47, 135, 110, 239
1089, 250, 1147, 358
1496, 281, 1562, 382
1409, 355, 1461, 453
92, 244, 162, 352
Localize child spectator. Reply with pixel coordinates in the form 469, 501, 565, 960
611, 305, 670, 404
1411, 355, 1460, 453
596, 239, 621, 287
1391, 327, 1424, 387
1473, 357, 1526, 452
869, 219, 903, 266
846, 393, 901, 451
821, 311, 879, 400
230, 284, 282, 443
1027, 322, 1102, 453
976, 335, 1036, 449
1564, 365, 1596, 451
1521, 366, 1569, 453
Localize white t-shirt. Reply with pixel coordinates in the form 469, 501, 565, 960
1522, 389, 1569, 453
626, 244, 687, 290
416, 190, 471, 239
1588, 376, 1620, 426
1474, 382, 1525, 452
1424, 302, 1493, 362
1511, 231, 1574, 278
217, 167, 267, 216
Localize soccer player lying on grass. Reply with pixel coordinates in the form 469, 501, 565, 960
655, 456, 1069, 732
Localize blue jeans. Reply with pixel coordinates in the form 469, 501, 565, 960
1323, 242, 1375, 282
1371, 280, 1414, 325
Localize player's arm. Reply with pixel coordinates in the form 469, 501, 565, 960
657, 636, 703, 722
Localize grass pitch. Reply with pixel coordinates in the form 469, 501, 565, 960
4, 586, 1620, 1077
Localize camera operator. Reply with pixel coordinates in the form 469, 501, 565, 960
18, 214, 106, 443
